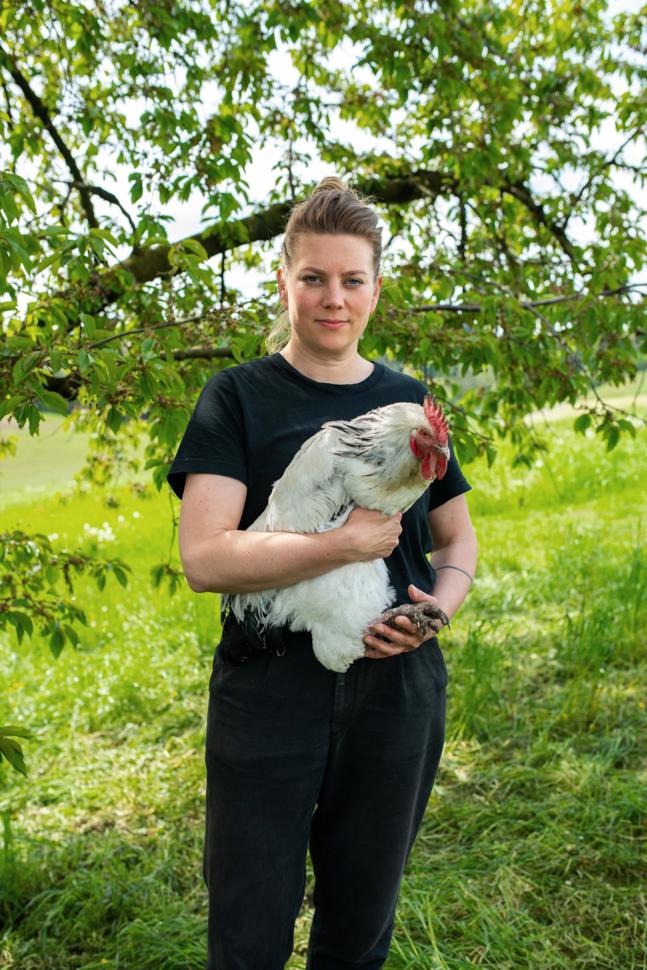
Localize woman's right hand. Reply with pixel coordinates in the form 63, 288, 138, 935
342, 507, 403, 562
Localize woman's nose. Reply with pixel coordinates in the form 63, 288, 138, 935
322, 282, 344, 306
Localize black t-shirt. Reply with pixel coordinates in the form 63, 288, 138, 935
167, 353, 471, 606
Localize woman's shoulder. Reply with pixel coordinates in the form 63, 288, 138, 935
377, 364, 428, 402
201, 355, 278, 394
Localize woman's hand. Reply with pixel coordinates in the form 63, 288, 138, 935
363, 584, 447, 660
342, 507, 403, 562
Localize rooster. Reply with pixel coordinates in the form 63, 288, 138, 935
228, 396, 451, 672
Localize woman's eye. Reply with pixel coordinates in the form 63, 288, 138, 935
300, 275, 364, 285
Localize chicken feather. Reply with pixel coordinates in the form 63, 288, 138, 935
228, 398, 450, 672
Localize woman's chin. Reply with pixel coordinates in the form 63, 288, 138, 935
306, 331, 358, 353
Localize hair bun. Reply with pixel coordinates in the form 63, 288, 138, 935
313, 176, 348, 195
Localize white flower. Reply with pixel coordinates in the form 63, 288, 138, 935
83, 523, 116, 543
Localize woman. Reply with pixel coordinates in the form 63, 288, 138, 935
167, 177, 477, 970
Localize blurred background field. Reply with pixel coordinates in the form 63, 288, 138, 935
0, 389, 645, 970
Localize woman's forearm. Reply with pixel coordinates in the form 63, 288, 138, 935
185, 527, 356, 594
430, 534, 478, 620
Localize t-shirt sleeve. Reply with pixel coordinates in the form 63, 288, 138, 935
166, 370, 248, 500
427, 435, 472, 511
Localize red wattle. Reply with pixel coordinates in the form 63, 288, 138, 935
410, 436, 423, 459
421, 454, 434, 480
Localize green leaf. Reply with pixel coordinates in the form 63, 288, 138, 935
113, 566, 129, 588
106, 407, 122, 433
63, 624, 80, 647
0, 737, 28, 776
36, 252, 62, 273
37, 389, 69, 415
78, 350, 94, 374
130, 173, 143, 202
49, 627, 65, 657
573, 414, 591, 433
180, 238, 208, 259
4, 610, 34, 643
12, 351, 41, 384
605, 426, 620, 452
617, 419, 637, 437
150, 564, 164, 588
0, 724, 35, 740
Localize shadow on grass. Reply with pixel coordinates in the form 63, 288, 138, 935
1, 821, 207, 970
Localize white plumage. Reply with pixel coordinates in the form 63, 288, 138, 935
229, 398, 449, 672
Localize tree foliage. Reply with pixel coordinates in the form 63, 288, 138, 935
0, 0, 645, 768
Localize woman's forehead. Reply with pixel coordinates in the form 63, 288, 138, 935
290, 232, 374, 271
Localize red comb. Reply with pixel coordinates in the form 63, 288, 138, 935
423, 395, 449, 445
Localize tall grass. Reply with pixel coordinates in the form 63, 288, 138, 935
0, 414, 645, 969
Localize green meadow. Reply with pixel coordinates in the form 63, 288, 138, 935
0, 397, 645, 969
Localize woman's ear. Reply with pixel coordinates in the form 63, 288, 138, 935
276, 265, 288, 308
369, 274, 383, 315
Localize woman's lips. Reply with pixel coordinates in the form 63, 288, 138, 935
317, 320, 348, 329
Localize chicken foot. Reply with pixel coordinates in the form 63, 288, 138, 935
368, 602, 450, 642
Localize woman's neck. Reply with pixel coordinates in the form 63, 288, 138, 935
279, 342, 374, 385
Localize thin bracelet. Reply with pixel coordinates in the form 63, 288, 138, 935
435, 564, 474, 583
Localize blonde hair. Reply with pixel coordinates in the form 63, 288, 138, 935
266, 176, 383, 354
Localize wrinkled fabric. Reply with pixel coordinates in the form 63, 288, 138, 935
203, 623, 447, 970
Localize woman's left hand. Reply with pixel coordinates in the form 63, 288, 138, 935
363, 584, 445, 660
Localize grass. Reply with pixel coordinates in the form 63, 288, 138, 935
0, 404, 645, 969
0, 415, 90, 505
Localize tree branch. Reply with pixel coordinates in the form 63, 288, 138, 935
0, 43, 98, 228
50, 169, 455, 313
1, 72, 14, 127
502, 181, 576, 260
39, 168, 604, 325
409, 283, 644, 314
27, 283, 641, 403
55, 180, 137, 235
561, 129, 643, 230
173, 346, 235, 361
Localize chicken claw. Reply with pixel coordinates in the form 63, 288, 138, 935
371, 602, 450, 640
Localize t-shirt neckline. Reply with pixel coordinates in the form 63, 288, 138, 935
270, 352, 383, 394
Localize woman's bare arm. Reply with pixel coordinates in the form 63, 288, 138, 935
428, 493, 478, 620
178, 473, 403, 594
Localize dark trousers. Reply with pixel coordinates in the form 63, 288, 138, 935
203, 623, 448, 970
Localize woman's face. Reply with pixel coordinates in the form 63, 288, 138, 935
277, 233, 382, 358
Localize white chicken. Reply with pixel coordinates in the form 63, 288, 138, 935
228, 395, 451, 672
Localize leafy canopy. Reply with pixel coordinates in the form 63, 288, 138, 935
1, 0, 645, 454
0, 1, 645, 735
